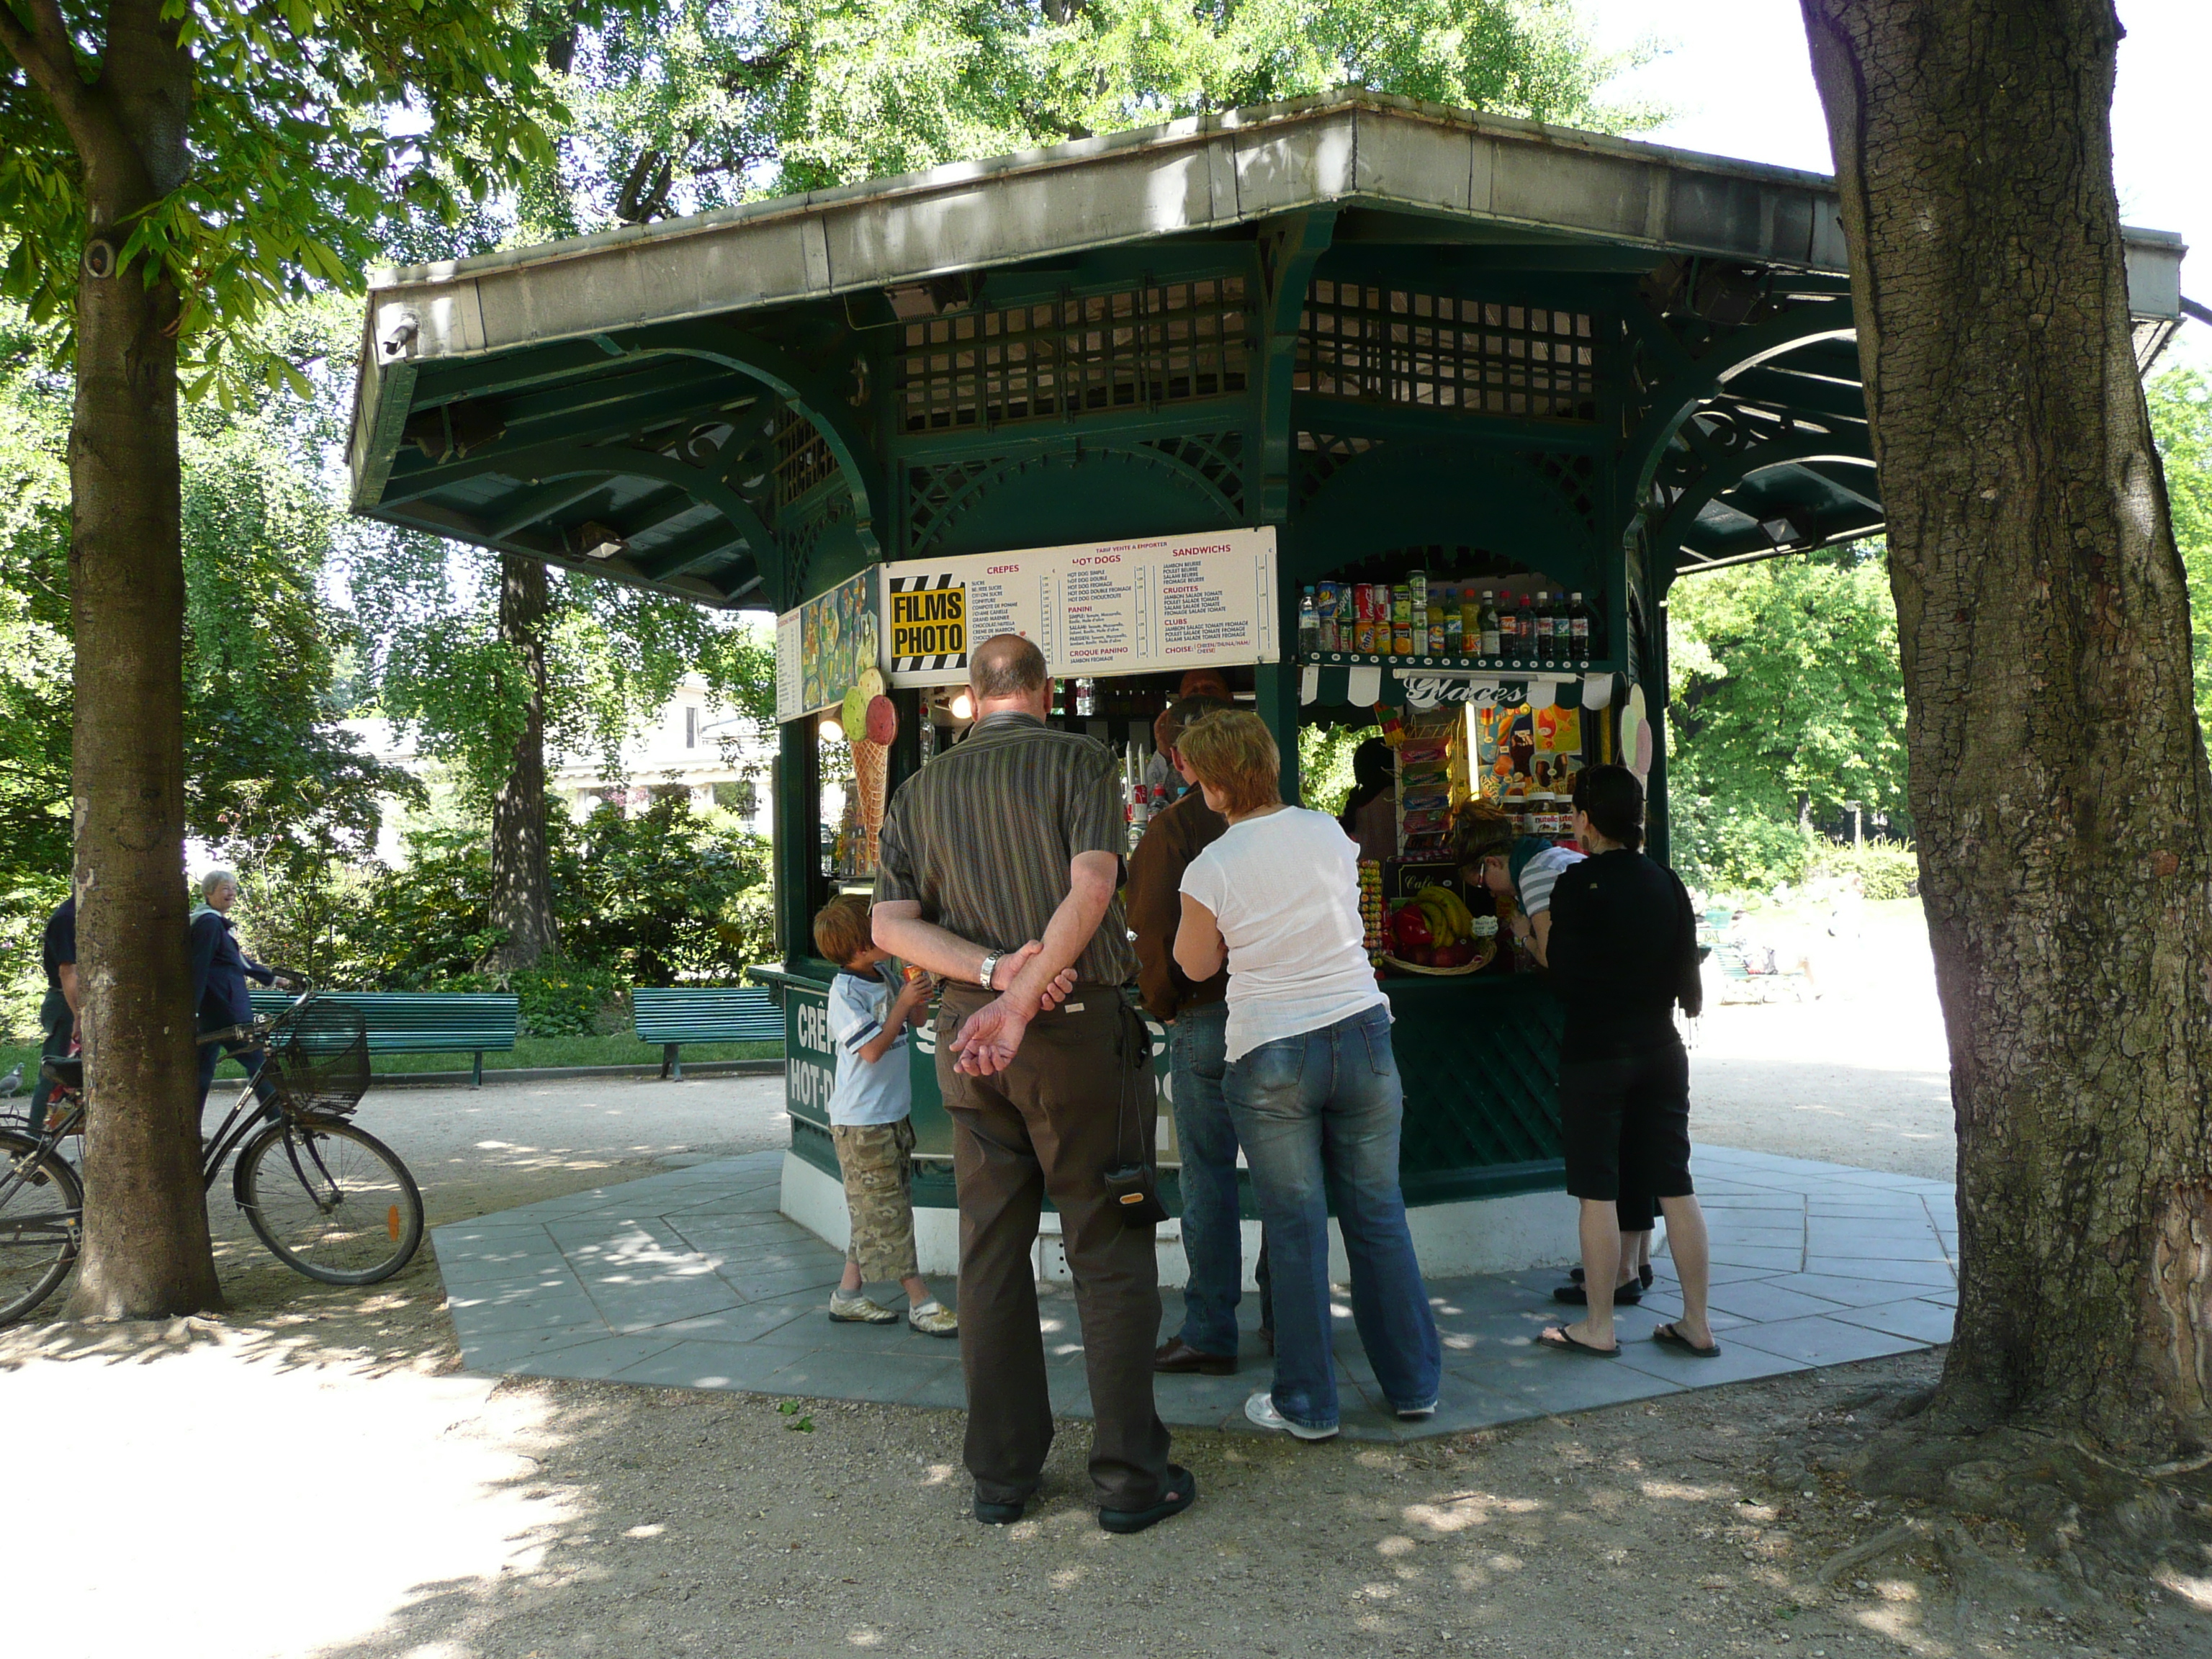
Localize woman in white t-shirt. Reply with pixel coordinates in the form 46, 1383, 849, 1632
1172, 712, 1442, 1441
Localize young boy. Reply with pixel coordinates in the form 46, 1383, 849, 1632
811, 895, 958, 1336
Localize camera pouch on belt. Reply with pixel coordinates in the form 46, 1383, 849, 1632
1103, 1002, 1169, 1227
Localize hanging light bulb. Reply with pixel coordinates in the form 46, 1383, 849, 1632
820, 716, 844, 744
948, 691, 974, 721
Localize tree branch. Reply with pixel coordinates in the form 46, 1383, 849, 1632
0, 0, 98, 137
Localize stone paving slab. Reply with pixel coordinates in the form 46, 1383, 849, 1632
431, 1143, 1956, 1443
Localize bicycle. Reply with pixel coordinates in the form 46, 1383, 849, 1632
0, 981, 424, 1326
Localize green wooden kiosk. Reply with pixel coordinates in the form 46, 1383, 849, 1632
349, 93, 2186, 1278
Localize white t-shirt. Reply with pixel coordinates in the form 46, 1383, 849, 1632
1516, 845, 1586, 915
826, 966, 912, 1126
1179, 806, 1388, 1061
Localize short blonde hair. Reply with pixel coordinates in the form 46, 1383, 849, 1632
1175, 710, 1281, 817
811, 895, 874, 966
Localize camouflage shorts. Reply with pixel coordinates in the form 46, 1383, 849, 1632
832, 1118, 919, 1283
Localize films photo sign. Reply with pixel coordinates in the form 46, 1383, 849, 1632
881, 526, 1279, 686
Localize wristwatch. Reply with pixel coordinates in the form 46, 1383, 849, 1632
978, 950, 1002, 992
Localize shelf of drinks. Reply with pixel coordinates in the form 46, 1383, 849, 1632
1298, 650, 1617, 677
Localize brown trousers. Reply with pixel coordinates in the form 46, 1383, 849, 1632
937, 985, 1172, 1511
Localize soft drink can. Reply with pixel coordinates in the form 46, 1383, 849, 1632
1393, 623, 1414, 655
1317, 580, 1339, 624
1408, 572, 1428, 618
1354, 618, 1377, 653
1392, 585, 1412, 625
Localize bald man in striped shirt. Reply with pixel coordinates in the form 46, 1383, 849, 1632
873, 634, 1192, 1537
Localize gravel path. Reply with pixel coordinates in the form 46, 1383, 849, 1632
8, 918, 2201, 1658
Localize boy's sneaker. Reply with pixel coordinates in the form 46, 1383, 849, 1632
829, 1290, 899, 1325
1244, 1390, 1339, 1441
907, 1299, 958, 1338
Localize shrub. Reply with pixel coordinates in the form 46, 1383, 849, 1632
441, 961, 626, 1037
1814, 840, 1920, 901
1673, 798, 1816, 897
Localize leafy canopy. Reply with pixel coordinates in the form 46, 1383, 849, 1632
513, 0, 1660, 238
0, 0, 590, 398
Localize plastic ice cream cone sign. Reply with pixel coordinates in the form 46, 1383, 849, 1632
850, 737, 889, 872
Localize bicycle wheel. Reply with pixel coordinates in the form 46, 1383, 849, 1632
0, 1128, 82, 1325
235, 1118, 423, 1285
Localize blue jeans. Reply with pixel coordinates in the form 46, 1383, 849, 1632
1226, 1004, 1440, 1431
1169, 1002, 1241, 1355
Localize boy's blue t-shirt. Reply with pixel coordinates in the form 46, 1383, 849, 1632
826, 964, 913, 1126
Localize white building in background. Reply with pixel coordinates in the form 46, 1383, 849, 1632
344, 677, 775, 866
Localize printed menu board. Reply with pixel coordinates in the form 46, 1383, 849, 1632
773, 569, 881, 723
881, 527, 1278, 686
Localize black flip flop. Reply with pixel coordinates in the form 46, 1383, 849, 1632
1537, 1326, 1620, 1358
1570, 1264, 1657, 1288
1651, 1322, 1722, 1359
1552, 1280, 1642, 1306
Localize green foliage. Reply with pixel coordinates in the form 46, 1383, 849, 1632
441, 961, 626, 1037
0, 0, 587, 399
2146, 366, 2212, 737
1666, 547, 1909, 892
0, 299, 404, 886
516, 0, 1661, 236
231, 793, 773, 997
345, 526, 775, 806
1812, 840, 1920, 902
1298, 722, 1369, 814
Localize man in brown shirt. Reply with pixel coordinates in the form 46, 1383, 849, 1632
1125, 695, 1254, 1374
873, 634, 1192, 1536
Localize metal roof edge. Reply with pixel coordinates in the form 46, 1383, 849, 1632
366, 90, 1861, 295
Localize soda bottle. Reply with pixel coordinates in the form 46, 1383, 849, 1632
1298, 588, 1319, 655
1514, 590, 1536, 664
1461, 589, 1482, 654
1569, 591, 1592, 666
1444, 590, 1464, 655
1536, 591, 1555, 665
1479, 590, 1501, 657
1317, 581, 1339, 652
1427, 594, 1447, 655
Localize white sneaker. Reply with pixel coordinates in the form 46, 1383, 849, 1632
907, 1299, 958, 1338
1395, 1401, 1438, 1421
1244, 1390, 1339, 1441
829, 1290, 899, 1324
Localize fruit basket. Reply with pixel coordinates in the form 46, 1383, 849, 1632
1382, 941, 1496, 976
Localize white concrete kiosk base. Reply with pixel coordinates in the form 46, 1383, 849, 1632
780, 1150, 1579, 1287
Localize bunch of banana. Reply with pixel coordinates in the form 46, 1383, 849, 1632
1413, 885, 1477, 947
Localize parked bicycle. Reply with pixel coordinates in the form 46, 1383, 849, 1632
0, 980, 423, 1326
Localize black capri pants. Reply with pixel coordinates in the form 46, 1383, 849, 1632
1558, 1040, 1694, 1218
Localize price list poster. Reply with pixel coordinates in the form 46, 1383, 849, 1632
882, 526, 1278, 686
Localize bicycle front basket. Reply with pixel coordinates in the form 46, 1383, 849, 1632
264, 997, 371, 1116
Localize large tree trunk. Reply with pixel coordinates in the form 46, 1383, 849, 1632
482, 552, 560, 971
1802, 0, 2212, 1456
54, 10, 222, 1316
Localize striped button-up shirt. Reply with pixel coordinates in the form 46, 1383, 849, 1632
875, 711, 1138, 987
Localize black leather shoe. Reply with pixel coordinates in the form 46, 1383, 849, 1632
1100, 1465, 1197, 1535
974, 1492, 1026, 1524
1154, 1337, 1236, 1375
1552, 1280, 1642, 1306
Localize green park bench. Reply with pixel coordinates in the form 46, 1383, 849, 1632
250, 991, 520, 1087
631, 986, 784, 1079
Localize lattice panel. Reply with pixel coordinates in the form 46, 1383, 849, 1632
905, 457, 999, 554
1299, 282, 1599, 422
1138, 431, 1244, 511
895, 279, 1249, 433
1517, 451, 1603, 535
1294, 430, 1380, 505
773, 408, 839, 508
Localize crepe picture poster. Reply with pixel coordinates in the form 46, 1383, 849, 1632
774, 569, 883, 723
880, 527, 1280, 686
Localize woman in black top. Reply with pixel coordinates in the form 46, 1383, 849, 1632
1537, 765, 1719, 1359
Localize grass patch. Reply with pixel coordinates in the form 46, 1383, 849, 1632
0, 1033, 783, 1090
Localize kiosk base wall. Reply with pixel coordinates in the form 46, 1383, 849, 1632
779, 1150, 1578, 1285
